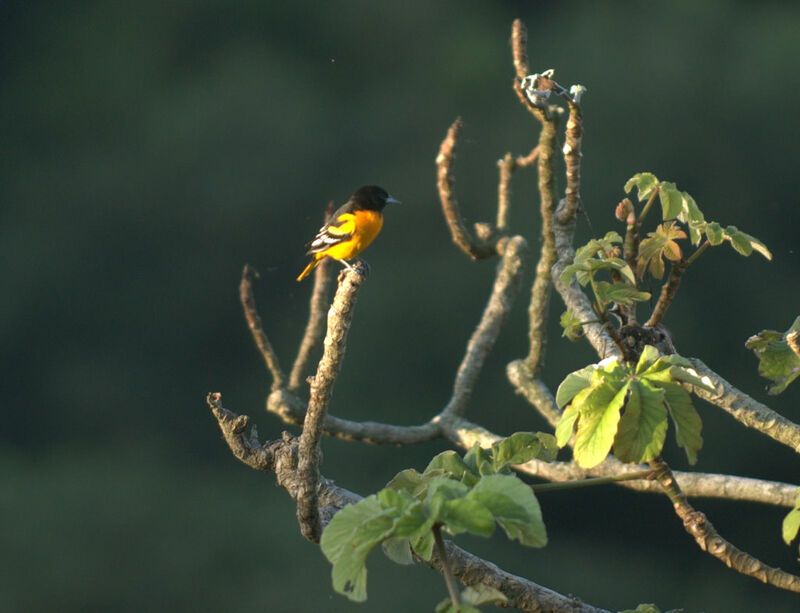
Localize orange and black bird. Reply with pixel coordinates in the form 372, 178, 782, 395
296, 185, 400, 282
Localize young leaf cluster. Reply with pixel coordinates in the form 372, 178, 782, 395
436, 584, 508, 613
320, 433, 554, 603
555, 346, 714, 468
746, 316, 800, 395
625, 173, 772, 268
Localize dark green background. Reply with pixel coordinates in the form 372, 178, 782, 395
3, 1, 799, 611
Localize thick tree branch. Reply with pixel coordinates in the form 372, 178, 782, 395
296, 266, 366, 542
209, 394, 610, 613
689, 358, 800, 453
240, 265, 286, 389
649, 457, 800, 593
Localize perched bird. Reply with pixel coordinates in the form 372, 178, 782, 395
296, 185, 400, 282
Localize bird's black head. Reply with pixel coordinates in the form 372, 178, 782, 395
350, 185, 401, 211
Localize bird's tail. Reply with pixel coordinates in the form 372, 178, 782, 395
296, 257, 319, 282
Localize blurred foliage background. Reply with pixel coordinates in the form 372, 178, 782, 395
2, 1, 800, 611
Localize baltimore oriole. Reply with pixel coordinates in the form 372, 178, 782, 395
296, 185, 400, 282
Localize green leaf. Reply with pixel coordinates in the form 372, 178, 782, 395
613, 380, 667, 464
492, 432, 556, 470
469, 474, 547, 547
573, 382, 627, 468
411, 529, 435, 561
660, 381, 703, 464
594, 281, 651, 307
442, 497, 495, 537
782, 490, 800, 545
636, 222, 686, 279
381, 537, 414, 565
619, 605, 662, 613
658, 182, 683, 220
560, 308, 585, 341
321, 496, 394, 602
385, 468, 427, 497
746, 317, 800, 394
555, 405, 579, 448
427, 477, 470, 503
425, 451, 478, 485
724, 226, 772, 260
556, 363, 598, 408
677, 191, 706, 246
666, 365, 716, 393
463, 443, 495, 476
435, 600, 481, 613
704, 221, 724, 245
625, 172, 659, 201
461, 584, 509, 607
635, 345, 662, 375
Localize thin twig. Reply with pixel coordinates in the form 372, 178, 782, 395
496, 147, 539, 233
436, 118, 497, 259
239, 265, 286, 389
296, 266, 367, 542
649, 456, 800, 593
644, 259, 687, 327
433, 523, 461, 606
289, 246, 335, 390
443, 236, 528, 416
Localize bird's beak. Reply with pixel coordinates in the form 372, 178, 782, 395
386, 195, 401, 205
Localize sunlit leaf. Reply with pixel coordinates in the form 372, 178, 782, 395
636, 222, 686, 279
573, 382, 627, 468
625, 172, 659, 201
658, 182, 683, 220
555, 363, 597, 408
594, 281, 651, 307
468, 475, 547, 547
614, 380, 667, 463
560, 308, 585, 341
782, 490, 800, 545
492, 432, 556, 470
705, 221, 724, 245
659, 381, 703, 464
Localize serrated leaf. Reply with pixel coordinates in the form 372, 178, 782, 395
555, 405, 579, 448
725, 226, 753, 256
556, 363, 598, 408
594, 281, 651, 307
746, 317, 800, 394
625, 172, 659, 201
660, 381, 703, 464
659, 182, 683, 220
613, 380, 667, 464
782, 491, 800, 545
573, 382, 627, 468
468, 474, 547, 547
442, 498, 495, 537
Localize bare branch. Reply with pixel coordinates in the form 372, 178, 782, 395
644, 259, 688, 328
267, 388, 442, 445
297, 266, 367, 542
436, 118, 497, 259
240, 265, 286, 389
649, 457, 800, 593
443, 235, 528, 416
689, 358, 800, 453
210, 395, 610, 613
289, 256, 335, 391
